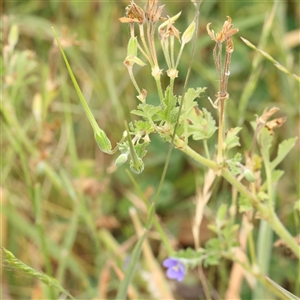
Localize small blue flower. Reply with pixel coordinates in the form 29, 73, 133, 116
162, 258, 186, 282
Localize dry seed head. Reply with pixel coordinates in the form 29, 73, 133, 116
257, 107, 279, 125
145, 0, 164, 23
207, 16, 238, 43
119, 1, 145, 24
265, 117, 286, 135
158, 11, 181, 40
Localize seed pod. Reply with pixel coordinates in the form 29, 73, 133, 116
182, 21, 196, 45
127, 37, 138, 57
244, 169, 255, 183
115, 153, 128, 167
94, 130, 112, 154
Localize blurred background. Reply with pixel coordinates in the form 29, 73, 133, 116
2, 0, 299, 299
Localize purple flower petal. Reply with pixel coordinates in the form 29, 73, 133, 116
166, 267, 180, 280
162, 258, 178, 268
163, 258, 186, 282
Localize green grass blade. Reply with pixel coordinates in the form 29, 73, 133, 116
2, 247, 76, 300
115, 231, 147, 300
241, 37, 300, 83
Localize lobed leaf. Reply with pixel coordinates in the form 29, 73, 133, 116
270, 137, 298, 170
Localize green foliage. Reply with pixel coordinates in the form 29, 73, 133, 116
270, 137, 298, 170
227, 153, 242, 175
238, 195, 253, 213
224, 127, 242, 152
3, 0, 299, 299
173, 247, 206, 269
2, 248, 75, 300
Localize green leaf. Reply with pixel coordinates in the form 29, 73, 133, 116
227, 153, 242, 176
134, 142, 147, 159
271, 169, 284, 184
259, 127, 273, 161
187, 108, 217, 140
179, 87, 206, 117
259, 170, 284, 192
217, 204, 228, 224
131, 120, 153, 134
270, 137, 298, 170
131, 103, 161, 123
173, 247, 205, 268
159, 86, 178, 124
238, 195, 253, 213
224, 127, 242, 151
203, 238, 222, 267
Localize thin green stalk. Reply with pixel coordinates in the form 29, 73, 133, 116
62, 84, 78, 166
225, 253, 291, 300
238, 2, 277, 125
52, 28, 99, 133
115, 231, 148, 300
4, 125, 33, 198
34, 184, 56, 299
170, 35, 175, 68
203, 139, 211, 159
175, 43, 185, 69
125, 169, 174, 254
217, 98, 225, 163
169, 77, 175, 96
130, 208, 173, 299
247, 230, 257, 266
175, 138, 218, 170
154, 76, 164, 103
127, 66, 142, 95
56, 170, 80, 285
139, 24, 154, 68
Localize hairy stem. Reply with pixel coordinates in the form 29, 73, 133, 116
175, 140, 300, 258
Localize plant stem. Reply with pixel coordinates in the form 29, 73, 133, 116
203, 139, 211, 159
176, 142, 300, 258
217, 97, 225, 163
127, 65, 141, 95
155, 76, 164, 103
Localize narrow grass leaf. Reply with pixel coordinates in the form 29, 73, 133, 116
115, 232, 147, 300
265, 276, 299, 300
241, 37, 300, 83
2, 247, 76, 300
52, 28, 112, 153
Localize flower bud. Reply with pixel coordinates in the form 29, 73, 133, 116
115, 153, 128, 167
244, 169, 255, 183
158, 11, 182, 32
182, 21, 196, 45
130, 158, 144, 174
94, 130, 112, 154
